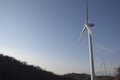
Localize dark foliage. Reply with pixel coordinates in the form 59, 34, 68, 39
96, 76, 114, 80
114, 66, 120, 80
64, 73, 91, 80
64, 73, 115, 80
0, 54, 74, 80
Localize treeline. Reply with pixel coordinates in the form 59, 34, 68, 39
0, 54, 74, 80
64, 66, 120, 80
114, 66, 120, 80
64, 73, 91, 80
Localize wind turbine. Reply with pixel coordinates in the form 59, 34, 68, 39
100, 56, 107, 76
79, 0, 95, 80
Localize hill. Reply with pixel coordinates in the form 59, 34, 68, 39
0, 54, 118, 80
0, 54, 74, 80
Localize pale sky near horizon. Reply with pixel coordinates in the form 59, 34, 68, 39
0, 0, 120, 76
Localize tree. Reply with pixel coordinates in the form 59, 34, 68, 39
114, 66, 120, 80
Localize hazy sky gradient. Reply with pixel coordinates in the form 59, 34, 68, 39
0, 0, 120, 75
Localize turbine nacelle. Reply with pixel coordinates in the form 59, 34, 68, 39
87, 23, 94, 27
85, 23, 94, 27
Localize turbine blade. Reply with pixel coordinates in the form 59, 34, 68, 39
85, 0, 88, 24
78, 26, 86, 41
86, 25, 92, 36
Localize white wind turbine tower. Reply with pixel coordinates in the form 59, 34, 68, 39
79, 0, 95, 80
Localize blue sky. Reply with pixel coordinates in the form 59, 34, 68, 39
0, 0, 120, 75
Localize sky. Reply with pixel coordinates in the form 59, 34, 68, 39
0, 0, 120, 76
